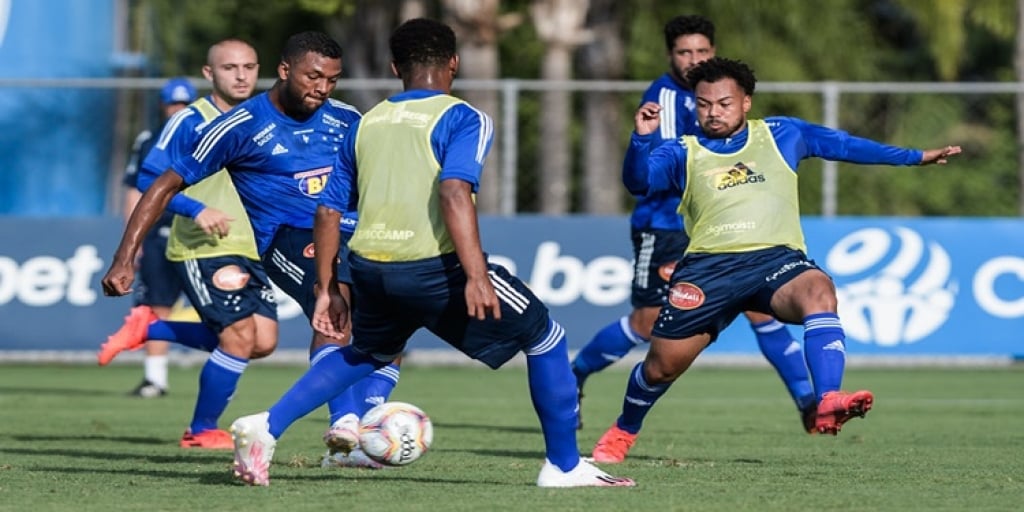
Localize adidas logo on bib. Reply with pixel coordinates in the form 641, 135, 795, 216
272, 143, 289, 155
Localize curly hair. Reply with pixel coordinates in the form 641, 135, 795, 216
663, 15, 715, 51
685, 57, 756, 96
281, 31, 342, 65
390, 18, 456, 76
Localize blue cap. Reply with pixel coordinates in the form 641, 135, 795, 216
159, 77, 197, 105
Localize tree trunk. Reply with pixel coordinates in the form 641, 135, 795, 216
531, 0, 592, 214
1017, 0, 1024, 215
578, 0, 624, 214
444, 0, 522, 214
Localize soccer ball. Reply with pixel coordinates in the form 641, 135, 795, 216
358, 401, 433, 466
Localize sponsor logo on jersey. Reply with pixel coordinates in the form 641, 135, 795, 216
253, 122, 276, 147
212, 265, 250, 291
713, 162, 765, 190
271, 143, 289, 155
294, 166, 331, 197
667, 282, 704, 310
322, 113, 342, 128
657, 261, 677, 282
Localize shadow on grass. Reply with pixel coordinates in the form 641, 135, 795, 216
432, 421, 539, 435
5, 433, 166, 445
0, 446, 229, 464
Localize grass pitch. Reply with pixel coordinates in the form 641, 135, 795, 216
0, 363, 1022, 511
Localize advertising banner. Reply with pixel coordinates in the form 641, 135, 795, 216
1, 216, 1021, 357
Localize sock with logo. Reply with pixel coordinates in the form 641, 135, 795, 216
751, 319, 815, 410
349, 363, 401, 416
525, 320, 580, 473
802, 313, 846, 402
268, 345, 384, 439
146, 320, 220, 352
617, 361, 671, 434
189, 348, 247, 433
571, 316, 646, 389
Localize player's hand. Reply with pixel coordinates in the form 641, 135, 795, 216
634, 102, 662, 136
465, 275, 501, 321
312, 283, 349, 340
194, 207, 235, 238
920, 145, 962, 165
101, 261, 135, 297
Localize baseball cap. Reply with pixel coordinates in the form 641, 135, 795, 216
159, 77, 197, 105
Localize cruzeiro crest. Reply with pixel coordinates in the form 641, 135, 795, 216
825, 227, 957, 346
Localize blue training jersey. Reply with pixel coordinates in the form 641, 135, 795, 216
171, 92, 362, 254
319, 89, 493, 216
622, 116, 925, 197
629, 73, 699, 231
124, 125, 174, 229
139, 96, 223, 219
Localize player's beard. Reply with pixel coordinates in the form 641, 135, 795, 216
283, 80, 321, 118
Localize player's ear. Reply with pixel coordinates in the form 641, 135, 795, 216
742, 94, 752, 114
450, 55, 459, 78
278, 61, 289, 81
201, 65, 213, 81
390, 61, 400, 79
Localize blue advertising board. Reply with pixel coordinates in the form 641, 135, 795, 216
0, 216, 1021, 358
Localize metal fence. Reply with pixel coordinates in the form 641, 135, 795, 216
1, 78, 1020, 217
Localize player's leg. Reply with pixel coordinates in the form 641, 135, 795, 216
743, 310, 816, 432
431, 262, 633, 487
767, 254, 873, 435
178, 257, 278, 449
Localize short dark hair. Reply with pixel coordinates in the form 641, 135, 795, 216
281, 31, 342, 64
664, 15, 715, 51
686, 57, 756, 96
389, 18, 456, 75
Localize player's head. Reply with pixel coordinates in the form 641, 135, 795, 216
203, 38, 258, 107
688, 57, 755, 138
663, 15, 715, 87
277, 31, 343, 116
389, 18, 458, 91
159, 77, 196, 117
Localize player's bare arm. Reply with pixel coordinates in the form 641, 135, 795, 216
311, 204, 348, 339
101, 169, 186, 297
439, 178, 501, 321
634, 101, 662, 136
920, 145, 962, 165
193, 206, 235, 238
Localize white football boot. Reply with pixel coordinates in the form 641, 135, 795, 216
536, 458, 636, 487
230, 412, 276, 486
323, 413, 360, 456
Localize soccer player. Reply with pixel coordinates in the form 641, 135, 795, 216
100, 31, 400, 465
100, 39, 275, 449
591, 57, 962, 463
226, 18, 635, 488
116, 76, 197, 398
571, 15, 816, 433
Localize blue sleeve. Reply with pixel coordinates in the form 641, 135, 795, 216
138, 108, 207, 218
622, 132, 684, 196
435, 103, 494, 191
172, 108, 254, 186
770, 116, 924, 168
320, 119, 359, 213
122, 129, 153, 188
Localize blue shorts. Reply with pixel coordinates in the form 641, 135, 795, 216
173, 255, 277, 333
135, 221, 183, 308
630, 228, 689, 308
348, 252, 551, 369
652, 246, 821, 342
261, 225, 351, 321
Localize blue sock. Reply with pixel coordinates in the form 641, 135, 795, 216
147, 320, 220, 352
349, 363, 401, 416
311, 345, 362, 425
190, 348, 247, 433
525, 320, 579, 473
268, 346, 384, 438
803, 313, 846, 402
571, 316, 646, 388
617, 362, 671, 434
751, 319, 815, 411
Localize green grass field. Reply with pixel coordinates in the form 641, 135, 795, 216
1, 363, 1022, 511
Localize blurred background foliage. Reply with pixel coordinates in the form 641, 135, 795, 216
127, 0, 1021, 216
